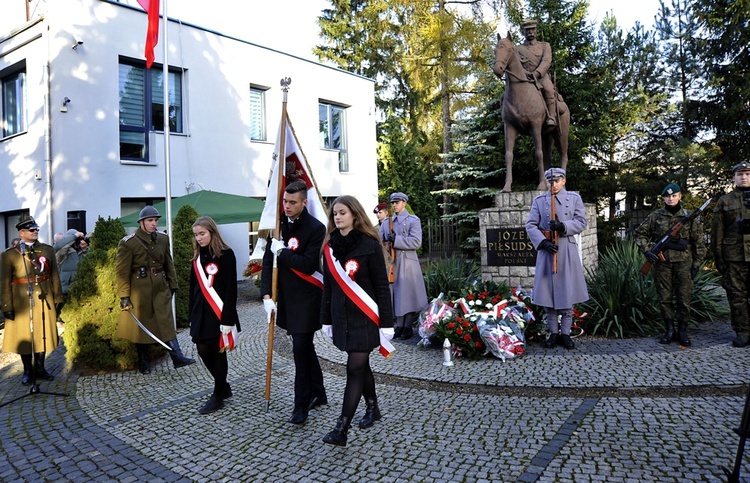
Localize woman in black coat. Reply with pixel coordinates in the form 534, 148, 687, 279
320, 195, 394, 446
189, 216, 241, 414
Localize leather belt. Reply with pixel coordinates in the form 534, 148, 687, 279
13, 275, 50, 284
133, 267, 164, 275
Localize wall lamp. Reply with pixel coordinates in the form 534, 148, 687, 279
72, 35, 83, 50
61, 97, 71, 113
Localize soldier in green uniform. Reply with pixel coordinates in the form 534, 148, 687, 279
1, 215, 63, 384
712, 162, 750, 347
635, 183, 706, 346
115, 206, 195, 373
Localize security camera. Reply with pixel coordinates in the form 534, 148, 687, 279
72, 36, 83, 50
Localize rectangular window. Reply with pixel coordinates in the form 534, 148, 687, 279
249, 86, 266, 141
319, 102, 348, 172
1, 68, 27, 138
118, 59, 183, 162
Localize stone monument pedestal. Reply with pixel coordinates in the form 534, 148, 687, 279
479, 191, 598, 290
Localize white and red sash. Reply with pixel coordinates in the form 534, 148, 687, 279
291, 267, 324, 290
193, 256, 223, 321
324, 247, 395, 358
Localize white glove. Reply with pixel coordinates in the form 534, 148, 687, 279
270, 238, 286, 256
322, 324, 333, 342
220, 325, 232, 335
380, 328, 395, 342
263, 298, 276, 323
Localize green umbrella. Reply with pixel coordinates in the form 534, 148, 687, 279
119, 190, 265, 227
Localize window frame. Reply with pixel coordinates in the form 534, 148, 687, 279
249, 85, 268, 142
1, 63, 27, 140
318, 101, 349, 173
118, 58, 184, 163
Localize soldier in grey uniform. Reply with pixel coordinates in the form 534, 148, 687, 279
712, 162, 750, 347
1, 215, 63, 384
516, 19, 557, 126
379, 192, 428, 340
635, 183, 706, 346
115, 206, 195, 373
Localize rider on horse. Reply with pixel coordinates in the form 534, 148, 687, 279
515, 19, 557, 127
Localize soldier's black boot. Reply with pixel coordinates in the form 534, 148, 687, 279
677, 321, 691, 346
658, 319, 675, 344
136, 343, 151, 374
323, 416, 351, 447
167, 339, 196, 368
20, 354, 33, 385
34, 352, 54, 381
358, 397, 382, 429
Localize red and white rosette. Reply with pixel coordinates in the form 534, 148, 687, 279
205, 263, 219, 287
38, 256, 47, 273
287, 237, 300, 251
344, 259, 359, 280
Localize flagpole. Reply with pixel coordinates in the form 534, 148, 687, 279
265, 77, 291, 411
161, 0, 176, 330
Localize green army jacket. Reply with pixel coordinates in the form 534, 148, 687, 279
634, 206, 706, 264
712, 189, 750, 262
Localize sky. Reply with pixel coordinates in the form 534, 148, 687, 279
166, 0, 662, 62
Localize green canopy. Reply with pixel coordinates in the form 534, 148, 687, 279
119, 190, 265, 227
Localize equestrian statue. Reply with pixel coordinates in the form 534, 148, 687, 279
492, 20, 570, 192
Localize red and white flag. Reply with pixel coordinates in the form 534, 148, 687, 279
136, 0, 160, 68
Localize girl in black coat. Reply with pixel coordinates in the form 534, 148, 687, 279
189, 216, 241, 414
320, 196, 394, 446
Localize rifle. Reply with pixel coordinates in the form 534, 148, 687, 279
550, 190, 558, 273
387, 214, 395, 283
639, 198, 711, 275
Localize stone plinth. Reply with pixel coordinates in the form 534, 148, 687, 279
479, 191, 598, 290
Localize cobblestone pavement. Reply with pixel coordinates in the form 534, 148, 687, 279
1, 281, 749, 482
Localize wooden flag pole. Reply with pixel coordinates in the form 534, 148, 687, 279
264, 77, 291, 411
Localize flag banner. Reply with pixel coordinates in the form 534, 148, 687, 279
258, 113, 328, 236
136, 0, 160, 68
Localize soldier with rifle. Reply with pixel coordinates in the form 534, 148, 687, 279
525, 168, 588, 350
635, 183, 707, 346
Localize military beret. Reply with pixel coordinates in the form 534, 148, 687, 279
661, 183, 681, 196
389, 192, 409, 203
544, 167, 566, 181
15, 214, 39, 231
732, 162, 750, 172
373, 202, 388, 214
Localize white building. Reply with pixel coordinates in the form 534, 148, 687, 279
0, 0, 378, 273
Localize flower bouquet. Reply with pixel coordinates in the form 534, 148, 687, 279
417, 293, 456, 348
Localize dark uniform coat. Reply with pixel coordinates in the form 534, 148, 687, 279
1, 242, 63, 354
378, 210, 428, 316
635, 205, 706, 322
189, 246, 241, 343
115, 228, 178, 344
261, 207, 325, 334
711, 188, 750, 335
525, 188, 589, 309
320, 230, 394, 352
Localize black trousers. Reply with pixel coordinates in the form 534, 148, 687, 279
290, 332, 325, 408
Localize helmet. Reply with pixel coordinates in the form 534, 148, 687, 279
137, 205, 161, 222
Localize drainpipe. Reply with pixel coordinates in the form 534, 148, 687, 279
44, 22, 53, 242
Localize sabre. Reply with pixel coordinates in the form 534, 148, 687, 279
126, 310, 173, 351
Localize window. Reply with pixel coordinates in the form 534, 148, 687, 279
119, 59, 183, 162
1, 67, 26, 138
319, 102, 348, 172
249, 86, 267, 141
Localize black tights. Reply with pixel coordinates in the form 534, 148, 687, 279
341, 351, 375, 420
197, 342, 228, 397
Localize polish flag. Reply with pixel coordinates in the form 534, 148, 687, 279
136, 0, 160, 68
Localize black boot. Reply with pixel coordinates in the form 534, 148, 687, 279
167, 339, 196, 368
136, 343, 151, 374
358, 397, 382, 429
400, 327, 413, 340
393, 327, 404, 339
658, 319, 675, 344
323, 416, 351, 446
677, 321, 691, 346
34, 352, 54, 381
20, 354, 33, 385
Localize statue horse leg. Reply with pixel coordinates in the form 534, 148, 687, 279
502, 123, 518, 192
530, 124, 547, 190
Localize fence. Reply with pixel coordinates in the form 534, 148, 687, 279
424, 219, 460, 259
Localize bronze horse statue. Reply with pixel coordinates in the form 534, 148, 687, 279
493, 33, 570, 192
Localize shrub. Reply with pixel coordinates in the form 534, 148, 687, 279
422, 256, 480, 300
172, 205, 200, 328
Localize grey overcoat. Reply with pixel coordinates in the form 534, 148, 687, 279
525, 189, 589, 309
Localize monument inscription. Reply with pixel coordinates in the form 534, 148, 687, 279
485, 227, 537, 267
